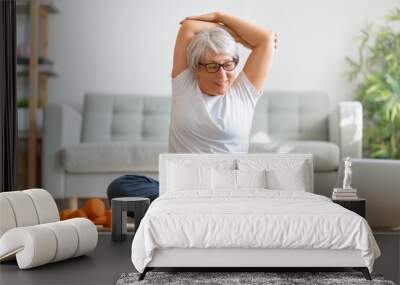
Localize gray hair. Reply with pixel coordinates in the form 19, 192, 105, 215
186, 27, 239, 72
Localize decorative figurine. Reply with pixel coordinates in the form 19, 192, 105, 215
332, 157, 357, 199
342, 157, 352, 190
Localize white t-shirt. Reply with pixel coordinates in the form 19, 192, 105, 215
168, 68, 262, 153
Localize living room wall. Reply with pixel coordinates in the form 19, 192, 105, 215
47, 0, 398, 110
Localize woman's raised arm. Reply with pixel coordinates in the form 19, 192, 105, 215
172, 20, 221, 78
185, 12, 277, 91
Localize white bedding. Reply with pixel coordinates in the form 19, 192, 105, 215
131, 190, 380, 273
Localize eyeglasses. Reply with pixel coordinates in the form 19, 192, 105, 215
198, 60, 238, 73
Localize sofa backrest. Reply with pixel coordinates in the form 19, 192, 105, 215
81, 94, 171, 142
251, 91, 330, 142
81, 91, 330, 143
158, 153, 314, 195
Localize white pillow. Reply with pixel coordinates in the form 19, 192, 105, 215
237, 169, 267, 188
237, 159, 308, 191
266, 161, 306, 191
166, 162, 212, 191
211, 168, 268, 190
211, 168, 236, 190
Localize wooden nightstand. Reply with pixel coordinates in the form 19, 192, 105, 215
332, 198, 366, 218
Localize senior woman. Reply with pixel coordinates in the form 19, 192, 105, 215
170, 12, 276, 153
107, 12, 277, 205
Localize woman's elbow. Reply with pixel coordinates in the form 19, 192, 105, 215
262, 29, 275, 44
180, 20, 197, 32
255, 29, 275, 50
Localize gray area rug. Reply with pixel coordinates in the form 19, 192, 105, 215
116, 271, 396, 285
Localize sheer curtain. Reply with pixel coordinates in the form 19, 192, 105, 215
0, 0, 17, 192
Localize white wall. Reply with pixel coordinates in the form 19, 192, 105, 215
48, 0, 399, 110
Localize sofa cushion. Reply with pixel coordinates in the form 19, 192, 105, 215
61, 142, 168, 173
81, 94, 171, 143
249, 140, 339, 171
252, 92, 330, 141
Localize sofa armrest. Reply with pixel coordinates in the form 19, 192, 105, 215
329, 101, 363, 160
42, 104, 82, 199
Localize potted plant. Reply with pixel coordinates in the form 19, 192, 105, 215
17, 97, 43, 133
346, 7, 400, 159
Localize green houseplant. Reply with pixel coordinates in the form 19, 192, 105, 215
17, 97, 43, 132
346, 7, 400, 159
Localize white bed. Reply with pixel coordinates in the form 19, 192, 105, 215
131, 154, 380, 280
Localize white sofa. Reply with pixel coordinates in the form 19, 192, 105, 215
42, 92, 362, 199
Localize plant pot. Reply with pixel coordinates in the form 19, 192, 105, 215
18, 108, 43, 132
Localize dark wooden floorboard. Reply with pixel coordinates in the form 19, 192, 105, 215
0, 233, 134, 285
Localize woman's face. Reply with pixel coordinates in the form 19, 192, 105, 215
196, 51, 237, 96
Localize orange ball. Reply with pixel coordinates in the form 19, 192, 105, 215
92, 215, 107, 225
83, 198, 105, 220
67, 209, 88, 219
104, 210, 112, 228
59, 209, 73, 220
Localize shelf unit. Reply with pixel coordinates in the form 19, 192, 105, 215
16, 0, 59, 188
